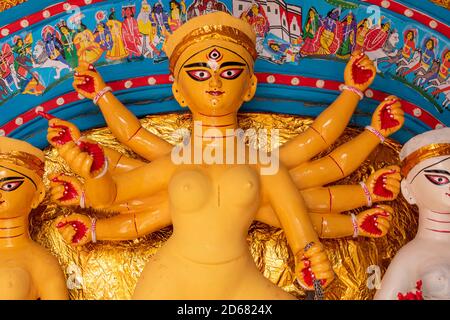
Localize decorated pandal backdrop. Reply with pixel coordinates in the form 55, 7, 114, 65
0, 0, 448, 300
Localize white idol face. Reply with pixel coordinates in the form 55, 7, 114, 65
402, 156, 450, 213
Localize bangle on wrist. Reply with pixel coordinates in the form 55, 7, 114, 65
351, 213, 359, 238
365, 126, 385, 143
341, 85, 364, 100
93, 86, 112, 105
359, 181, 373, 207
91, 217, 97, 243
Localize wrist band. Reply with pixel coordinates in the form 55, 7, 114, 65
365, 126, 385, 143
351, 213, 359, 238
93, 86, 112, 105
91, 217, 97, 243
341, 85, 364, 100
304, 241, 315, 252
359, 181, 373, 207
94, 157, 108, 179
79, 190, 86, 209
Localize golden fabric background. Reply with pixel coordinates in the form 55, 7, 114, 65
29, 112, 418, 300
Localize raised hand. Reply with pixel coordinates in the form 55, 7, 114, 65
73, 62, 107, 100
49, 173, 83, 206
296, 242, 334, 292
57, 139, 107, 179
371, 96, 404, 137
344, 50, 377, 92
55, 214, 92, 246
365, 166, 401, 202
47, 118, 81, 147
356, 205, 393, 238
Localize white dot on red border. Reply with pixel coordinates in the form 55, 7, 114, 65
56, 97, 65, 105
315, 80, 325, 88
365, 89, 374, 98
1, 28, 9, 36
429, 20, 438, 29
413, 108, 422, 117
404, 9, 413, 18
169, 75, 175, 82
435, 124, 444, 129
20, 20, 29, 28
0, 129, 5, 136
43, 10, 51, 18
77, 93, 85, 99
267, 75, 275, 83
124, 81, 133, 89
84, 0, 92, 4
35, 106, 44, 113
148, 77, 156, 85
63, 3, 71, 11
15, 117, 23, 125
381, 1, 390, 8
291, 77, 300, 85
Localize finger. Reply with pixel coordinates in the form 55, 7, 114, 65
58, 141, 77, 157
384, 181, 400, 191
311, 263, 332, 274
50, 184, 65, 196
72, 152, 89, 172
62, 145, 83, 163
304, 244, 324, 259
61, 227, 76, 243
314, 271, 335, 282
308, 253, 329, 266
386, 172, 402, 181
376, 224, 389, 236
376, 218, 390, 230
80, 154, 94, 177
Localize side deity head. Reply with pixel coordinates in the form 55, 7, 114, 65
163, 12, 258, 116
0, 137, 46, 219
400, 128, 450, 213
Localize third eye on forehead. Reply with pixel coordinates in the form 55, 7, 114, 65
183, 62, 246, 69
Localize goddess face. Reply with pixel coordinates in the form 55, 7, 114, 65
0, 164, 41, 218
173, 45, 257, 116
402, 156, 450, 212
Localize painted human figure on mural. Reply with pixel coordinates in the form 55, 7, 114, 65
336, 12, 357, 59
152, 1, 170, 32
56, 21, 78, 69
106, 9, 129, 61
12, 35, 34, 85
168, 0, 186, 32
436, 50, 450, 84
137, 0, 154, 58
363, 20, 391, 53
0, 44, 16, 94
354, 18, 370, 52
94, 22, 113, 52
187, 0, 229, 19
421, 38, 438, 73
315, 8, 343, 55
41, 27, 70, 70
300, 7, 321, 56
122, 5, 142, 60
401, 29, 417, 61
241, 3, 269, 39
73, 23, 103, 64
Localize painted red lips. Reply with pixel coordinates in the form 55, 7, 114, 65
206, 90, 224, 96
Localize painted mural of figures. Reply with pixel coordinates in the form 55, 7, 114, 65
240, 3, 269, 39
315, 8, 343, 55
336, 12, 357, 59
41, 27, 70, 69
436, 49, 450, 83
186, 0, 230, 19
363, 20, 391, 53
137, 0, 154, 58
168, 0, 186, 32
402, 29, 417, 60
12, 34, 33, 84
366, 29, 399, 72
106, 9, 129, 61
73, 23, 103, 64
152, 1, 170, 32
56, 21, 78, 69
420, 37, 437, 73
22, 72, 46, 95
0, 44, 16, 93
299, 7, 321, 56
94, 11, 113, 52
31, 40, 71, 80
122, 5, 142, 59
354, 18, 371, 52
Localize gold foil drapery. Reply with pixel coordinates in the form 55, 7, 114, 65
30, 113, 418, 300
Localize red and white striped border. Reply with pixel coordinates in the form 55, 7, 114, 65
0, 0, 106, 39
0, 72, 444, 136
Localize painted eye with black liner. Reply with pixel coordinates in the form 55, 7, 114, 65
220, 69, 243, 80
425, 174, 450, 185
186, 70, 212, 81
0, 180, 24, 192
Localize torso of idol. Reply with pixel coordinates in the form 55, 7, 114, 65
0, 243, 43, 300
403, 240, 450, 299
